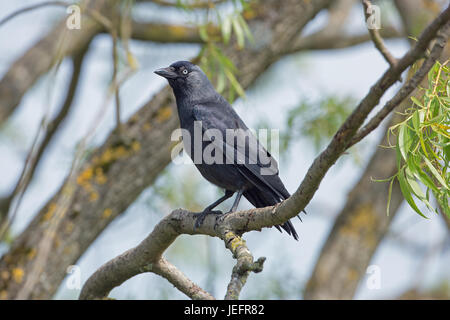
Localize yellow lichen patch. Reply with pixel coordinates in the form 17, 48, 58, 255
230, 237, 246, 252
143, 122, 152, 131
340, 204, 377, 246
1, 270, 9, 281
243, 8, 257, 20
0, 290, 7, 300
89, 191, 99, 202
168, 24, 192, 38
100, 148, 114, 164
83, 182, 94, 193
54, 235, 61, 248
63, 246, 72, 255
94, 167, 107, 185
102, 208, 113, 219
42, 202, 57, 222
113, 145, 129, 159
347, 269, 359, 281
65, 222, 74, 234
224, 231, 246, 253
77, 167, 94, 185
12, 268, 24, 284
27, 248, 37, 261
155, 106, 173, 123
131, 141, 141, 152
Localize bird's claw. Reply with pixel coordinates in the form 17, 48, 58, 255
194, 210, 222, 230
215, 210, 233, 225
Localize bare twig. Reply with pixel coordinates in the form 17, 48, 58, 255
349, 24, 449, 147
0, 1, 69, 27
0, 44, 89, 235
111, 13, 122, 134
362, 0, 399, 67
284, 26, 403, 54
151, 258, 215, 300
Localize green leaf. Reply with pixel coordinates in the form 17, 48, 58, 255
411, 96, 424, 108
398, 122, 413, 161
199, 25, 209, 42
407, 155, 439, 194
224, 68, 245, 98
221, 16, 232, 44
397, 168, 429, 219
387, 178, 394, 216
237, 14, 254, 43
423, 157, 449, 190
404, 167, 435, 212
216, 70, 226, 93
231, 16, 245, 49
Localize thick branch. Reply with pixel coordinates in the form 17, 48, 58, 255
130, 21, 219, 43
79, 209, 265, 299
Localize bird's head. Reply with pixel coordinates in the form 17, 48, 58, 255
154, 61, 215, 98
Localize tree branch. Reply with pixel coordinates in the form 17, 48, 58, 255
140, 0, 228, 9
0, 1, 68, 27
0, 43, 89, 233
0, 0, 119, 126
79, 209, 265, 299
223, 231, 265, 300
130, 21, 219, 43
283, 26, 403, 54
362, 0, 399, 66
79, 10, 450, 299
349, 26, 449, 147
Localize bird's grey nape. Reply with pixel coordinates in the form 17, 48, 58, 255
172, 65, 217, 101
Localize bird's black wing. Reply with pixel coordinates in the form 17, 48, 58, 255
193, 101, 290, 200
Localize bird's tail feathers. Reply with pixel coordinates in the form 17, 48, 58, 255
244, 188, 299, 241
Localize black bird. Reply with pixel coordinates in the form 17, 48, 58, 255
155, 61, 299, 240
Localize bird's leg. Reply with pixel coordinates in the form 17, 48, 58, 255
215, 189, 244, 225
227, 189, 244, 213
194, 190, 234, 229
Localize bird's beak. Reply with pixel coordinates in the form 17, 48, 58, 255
154, 67, 177, 79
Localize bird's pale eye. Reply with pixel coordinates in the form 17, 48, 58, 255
182, 69, 188, 75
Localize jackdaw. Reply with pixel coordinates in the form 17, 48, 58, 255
155, 61, 299, 240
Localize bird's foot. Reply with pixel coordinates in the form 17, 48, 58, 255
214, 210, 234, 225
194, 210, 223, 230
